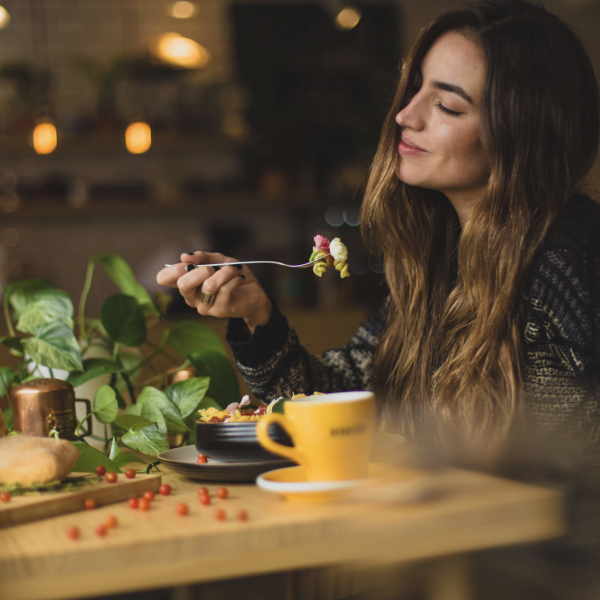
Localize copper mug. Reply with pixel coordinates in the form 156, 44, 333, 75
11, 378, 92, 438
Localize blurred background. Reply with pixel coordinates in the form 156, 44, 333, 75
0, 0, 599, 351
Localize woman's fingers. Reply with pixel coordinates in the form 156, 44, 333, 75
199, 273, 247, 318
156, 264, 188, 289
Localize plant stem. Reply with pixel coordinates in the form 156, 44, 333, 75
137, 346, 158, 376
75, 411, 94, 436
78, 261, 95, 339
112, 342, 120, 361
2, 290, 15, 337
135, 360, 190, 389
121, 371, 136, 403
48, 367, 55, 378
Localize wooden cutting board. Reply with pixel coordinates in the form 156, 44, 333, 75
0, 472, 161, 528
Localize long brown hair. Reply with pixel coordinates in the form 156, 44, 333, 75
362, 0, 600, 451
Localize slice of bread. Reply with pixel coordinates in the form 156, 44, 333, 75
0, 435, 80, 485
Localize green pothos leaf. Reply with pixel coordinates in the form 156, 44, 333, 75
22, 322, 83, 371
122, 425, 169, 456
70, 441, 121, 473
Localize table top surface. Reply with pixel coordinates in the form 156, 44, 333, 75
0, 466, 564, 600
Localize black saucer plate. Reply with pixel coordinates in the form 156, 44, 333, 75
158, 433, 405, 483
157, 445, 293, 483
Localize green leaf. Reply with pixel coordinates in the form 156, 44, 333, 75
16, 289, 74, 334
269, 397, 290, 414
165, 377, 210, 419
5, 280, 54, 317
0, 336, 24, 354
139, 397, 167, 434
197, 395, 222, 411
101, 294, 147, 347
113, 414, 153, 431
189, 352, 239, 407
108, 437, 120, 461
93, 384, 118, 424
66, 358, 123, 388
117, 350, 142, 383
137, 386, 189, 433
122, 425, 169, 456
123, 403, 142, 416
0, 367, 16, 398
22, 322, 83, 371
70, 441, 121, 473
113, 452, 149, 468
3, 406, 13, 431
166, 320, 227, 358
90, 253, 158, 317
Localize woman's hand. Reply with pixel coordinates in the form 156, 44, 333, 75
156, 251, 272, 334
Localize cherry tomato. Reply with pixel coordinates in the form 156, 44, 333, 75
176, 502, 189, 516
66, 526, 80, 540
236, 509, 249, 522
139, 498, 151, 511
95, 465, 106, 476
216, 486, 228, 500
143, 490, 155, 502
105, 472, 118, 484
215, 508, 226, 521
84, 498, 96, 510
158, 484, 171, 496
125, 468, 136, 479
95, 524, 107, 537
197, 454, 208, 464
105, 515, 118, 529
197, 487, 209, 496
128, 497, 139, 509
199, 493, 211, 506
0, 491, 12, 503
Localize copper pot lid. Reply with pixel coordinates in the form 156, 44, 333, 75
11, 378, 74, 397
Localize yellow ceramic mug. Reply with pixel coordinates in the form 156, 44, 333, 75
256, 391, 376, 481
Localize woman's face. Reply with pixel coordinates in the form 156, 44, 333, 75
396, 32, 489, 211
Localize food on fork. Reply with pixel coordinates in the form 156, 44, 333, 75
310, 235, 350, 278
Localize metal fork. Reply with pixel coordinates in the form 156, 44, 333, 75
164, 254, 331, 270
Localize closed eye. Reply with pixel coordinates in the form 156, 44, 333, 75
436, 103, 462, 117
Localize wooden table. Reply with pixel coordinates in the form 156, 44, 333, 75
0, 468, 564, 600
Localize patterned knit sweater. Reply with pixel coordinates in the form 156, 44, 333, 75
227, 195, 600, 543
227, 196, 600, 436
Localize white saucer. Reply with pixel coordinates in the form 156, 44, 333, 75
256, 462, 427, 502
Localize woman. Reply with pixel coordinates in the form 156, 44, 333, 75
158, 0, 600, 458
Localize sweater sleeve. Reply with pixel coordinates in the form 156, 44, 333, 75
226, 302, 386, 401
522, 200, 600, 446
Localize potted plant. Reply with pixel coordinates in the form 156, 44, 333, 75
0, 253, 240, 473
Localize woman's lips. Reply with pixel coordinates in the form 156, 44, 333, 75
398, 137, 428, 157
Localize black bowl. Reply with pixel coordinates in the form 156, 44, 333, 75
195, 421, 294, 463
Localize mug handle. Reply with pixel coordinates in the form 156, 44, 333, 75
75, 399, 93, 437
256, 413, 306, 465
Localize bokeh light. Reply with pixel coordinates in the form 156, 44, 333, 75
0, 6, 11, 30
2, 228, 19, 248
335, 7, 362, 31
325, 206, 344, 227
154, 33, 211, 69
32, 122, 58, 155
125, 122, 152, 154
168, 1, 198, 19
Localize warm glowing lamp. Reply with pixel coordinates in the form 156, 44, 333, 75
168, 1, 198, 19
335, 6, 362, 30
33, 121, 58, 155
125, 122, 152, 154
154, 32, 210, 69
0, 6, 11, 30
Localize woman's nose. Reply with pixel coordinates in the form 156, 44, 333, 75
396, 96, 423, 129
